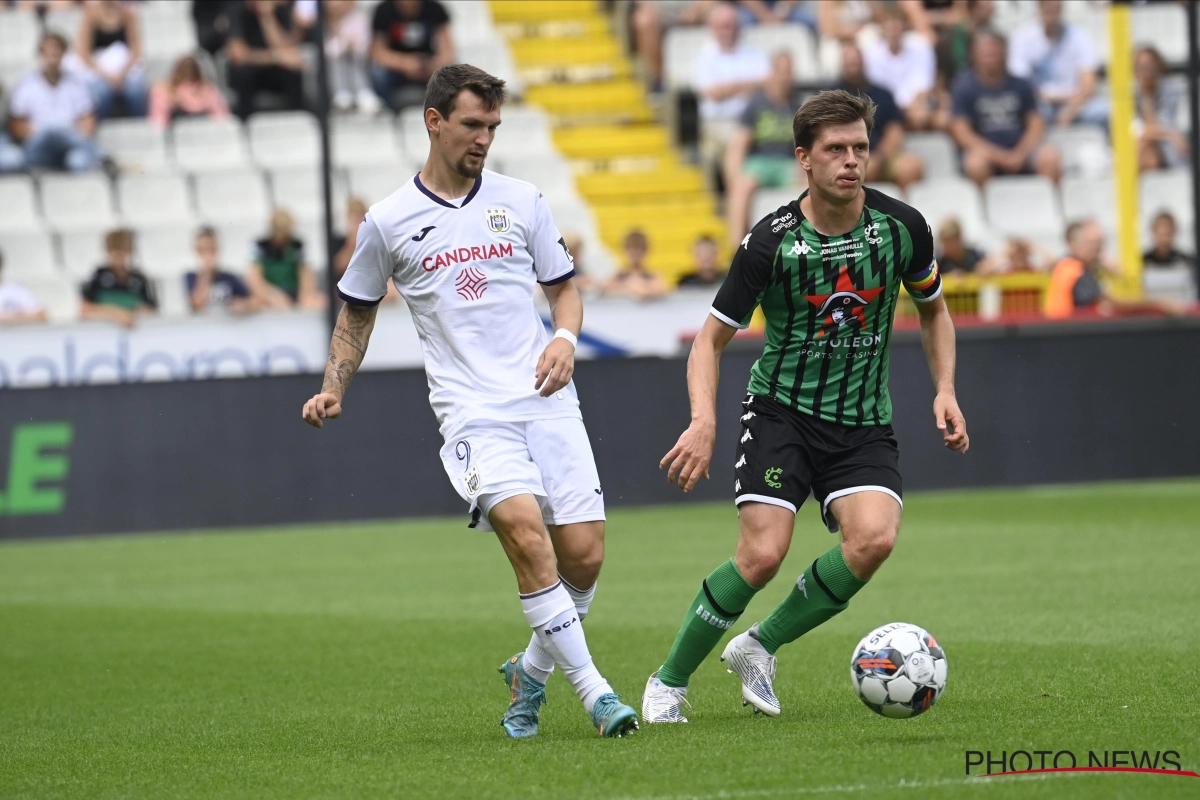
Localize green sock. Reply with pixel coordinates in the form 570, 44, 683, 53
754, 545, 869, 655
657, 559, 761, 688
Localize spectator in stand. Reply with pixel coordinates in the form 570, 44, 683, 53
630, 1, 714, 93
312, 0, 380, 114
864, 6, 936, 130
370, 0, 454, 111
1142, 211, 1197, 304
735, 1, 816, 29
71, 0, 147, 119
935, 218, 985, 275
249, 208, 325, 310
950, 29, 1061, 187
1007, 0, 1106, 130
604, 229, 667, 301
4, 33, 103, 173
836, 43, 924, 191
0, 249, 47, 324
332, 197, 370, 280
226, 0, 306, 120
148, 55, 229, 128
979, 236, 1052, 275
816, 0, 875, 46
559, 231, 600, 292
80, 228, 156, 327
193, 0, 233, 56
723, 51, 801, 248
1045, 220, 1182, 319
677, 235, 726, 287
694, 3, 769, 173
1135, 46, 1190, 172
187, 227, 258, 313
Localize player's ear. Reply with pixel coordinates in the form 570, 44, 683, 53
795, 146, 809, 172
424, 107, 441, 139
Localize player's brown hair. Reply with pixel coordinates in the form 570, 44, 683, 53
792, 89, 875, 150
424, 64, 508, 125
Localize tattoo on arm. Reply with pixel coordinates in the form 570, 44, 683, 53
320, 304, 376, 397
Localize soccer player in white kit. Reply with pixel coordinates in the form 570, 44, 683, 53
301, 65, 638, 738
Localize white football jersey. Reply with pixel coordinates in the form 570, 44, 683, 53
337, 169, 580, 437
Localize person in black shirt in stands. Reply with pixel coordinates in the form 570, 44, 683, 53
369, 0, 455, 110
226, 0, 305, 120
80, 228, 157, 328
677, 236, 727, 288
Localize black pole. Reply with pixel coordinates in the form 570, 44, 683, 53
315, 0, 338, 335
1188, 0, 1200, 290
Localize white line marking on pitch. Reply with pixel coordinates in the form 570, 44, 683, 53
610, 772, 1077, 800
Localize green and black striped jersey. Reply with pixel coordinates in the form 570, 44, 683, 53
711, 187, 941, 427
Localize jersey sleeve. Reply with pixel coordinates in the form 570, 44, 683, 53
530, 192, 575, 286
901, 214, 942, 303
710, 231, 775, 329
336, 212, 393, 306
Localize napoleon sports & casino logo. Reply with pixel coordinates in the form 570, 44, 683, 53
804, 264, 884, 338
964, 748, 1196, 781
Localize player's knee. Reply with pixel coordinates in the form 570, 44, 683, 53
846, 524, 898, 572
736, 544, 786, 587
561, 546, 603, 588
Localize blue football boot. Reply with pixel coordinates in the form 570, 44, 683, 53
590, 693, 639, 737
498, 652, 547, 738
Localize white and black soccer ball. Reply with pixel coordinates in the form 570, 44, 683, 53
851, 622, 947, 719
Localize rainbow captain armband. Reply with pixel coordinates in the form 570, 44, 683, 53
902, 260, 942, 302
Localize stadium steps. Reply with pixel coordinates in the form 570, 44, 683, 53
489, 0, 728, 283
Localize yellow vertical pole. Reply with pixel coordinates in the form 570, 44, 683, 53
1109, 2, 1141, 297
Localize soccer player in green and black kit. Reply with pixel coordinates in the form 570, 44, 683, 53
642, 90, 969, 723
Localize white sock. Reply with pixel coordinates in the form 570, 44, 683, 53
560, 574, 596, 621
519, 581, 613, 714
523, 634, 554, 684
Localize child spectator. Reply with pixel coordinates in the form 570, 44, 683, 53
935, 218, 985, 275
0, 248, 47, 324
80, 228, 156, 327
72, 0, 148, 119
148, 55, 230, 128
603, 229, 667, 301
249, 208, 325, 310
187, 227, 257, 313
677, 235, 726, 287
1141, 211, 1197, 304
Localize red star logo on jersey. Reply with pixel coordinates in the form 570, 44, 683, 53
804, 265, 884, 337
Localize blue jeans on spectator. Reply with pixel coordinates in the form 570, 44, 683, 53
1041, 96, 1110, 134
737, 1, 817, 29
90, 72, 150, 119
24, 127, 103, 172
0, 133, 24, 172
371, 65, 424, 110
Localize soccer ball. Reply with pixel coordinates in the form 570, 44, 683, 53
851, 622, 947, 718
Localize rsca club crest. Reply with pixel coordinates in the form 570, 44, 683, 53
486, 208, 510, 234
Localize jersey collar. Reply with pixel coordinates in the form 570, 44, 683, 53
414, 173, 483, 209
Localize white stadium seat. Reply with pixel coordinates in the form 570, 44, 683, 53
904, 132, 958, 180
135, 225, 196, 280
446, 0, 496, 48
58, 230, 109, 280
118, 173, 194, 227
487, 105, 555, 161
268, 168, 350, 222
213, 222, 265, 267
1061, 176, 1116, 235
1131, 3, 1188, 66
97, 118, 170, 172
1045, 124, 1110, 179
17, 271, 77, 323
0, 231, 58, 277
984, 175, 1065, 252
742, 24, 819, 82
498, 157, 576, 202
907, 177, 990, 247
172, 117, 251, 173
139, 0, 199, 62
0, 11, 40, 73
751, 187, 801, 224
397, 107, 432, 157
193, 170, 271, 226
347, 163, 416, 206
332, 115, 403, 168
39, 174, 117, 233
866, 182, 903, 200
248, 111, 320, 170
0, 176, 43, 233
663, 27, 710, 90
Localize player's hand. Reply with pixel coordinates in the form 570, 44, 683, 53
933, 391, 969, 454
660, 420, 716, 493
535, 337, 575, 397
302, 392, 343, 428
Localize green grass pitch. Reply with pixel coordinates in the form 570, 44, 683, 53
2, 479, 1198, 799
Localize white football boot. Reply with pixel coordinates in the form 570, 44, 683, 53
641, 671, 691, 723
721, 624, 780, 716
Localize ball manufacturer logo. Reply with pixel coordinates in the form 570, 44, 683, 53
455, 267, 488, 301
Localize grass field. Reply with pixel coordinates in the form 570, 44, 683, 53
1, 480, 1198, 799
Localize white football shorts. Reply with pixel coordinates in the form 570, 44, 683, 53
439, 416, 606, 532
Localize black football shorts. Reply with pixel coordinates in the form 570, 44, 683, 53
733, 394, 903, 532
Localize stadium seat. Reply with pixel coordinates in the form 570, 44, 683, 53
741, 24, 819, 81
193, 170, 271, 226
0, 230, 58, 277
866, 182, 903, 200
155, 275, 190, 318
750, 187, 801, 224
118, 173, 194, 227
397, 107, 432, 158
41, 5, 82, 39
904, 132, 959, 180
0, 176, 43, 233
0, 11, 40, 75
139, 0, 199, 62
58, 230, 108, 280
1060, 176, 1116, 235
498, 157, 576, 202
984, 175, 1065, 253
332, 115, 403, 168
16, 271, 77, 322
906, 177, 990, 247
488, 105, 555, 161
248, 111, 320, 170
347, 163, 417, 205
1045, 125, 1110, 178
97, 119, 170, 172
294, 218, 330, 271
172, 117, 251, 173
39, 174, 117, 233
268, 168, 350, 222
446, 0, 496, 48
1063, 1, 1109, 66
135, 225, 196, 280
1131, 3, 1187, 66
663, 27, 710, 91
